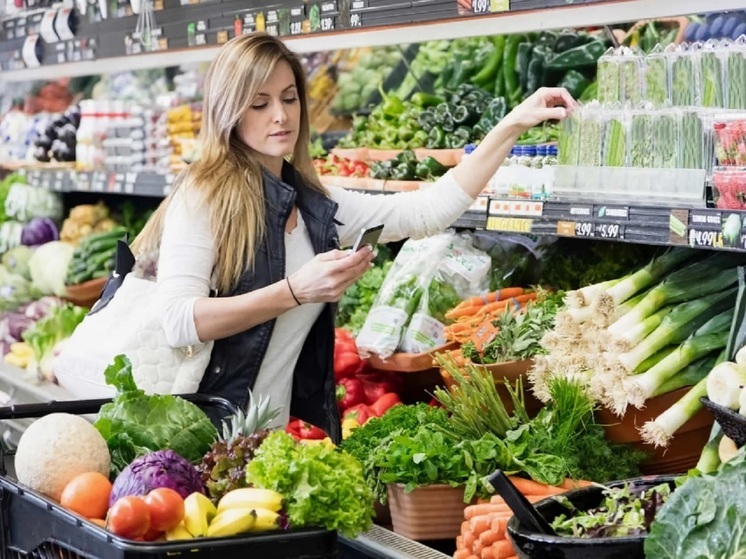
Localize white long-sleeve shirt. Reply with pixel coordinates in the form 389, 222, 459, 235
157, 171, 474, 422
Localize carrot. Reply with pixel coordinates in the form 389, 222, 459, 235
463, 531, 476, 551
507, 476, 566, 496
490, 517, 509, 538
480, 546, 494, 559
562, 478, 593, 490
465, 504, 510, 520
447, 288, 528, 318
454, 550, 471, 559
491, 540, 515, 559
477, 293, 538, 317
462, 521, 471, 535
479, 529, 504, 547
490, 494, 544, 505
473, 540, 484, 556
456, 536, 464, 550
469, 514, 496, 535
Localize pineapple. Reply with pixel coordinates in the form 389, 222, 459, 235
198, 390, 280, 502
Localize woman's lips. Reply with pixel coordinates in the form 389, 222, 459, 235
270, 131, 292, 138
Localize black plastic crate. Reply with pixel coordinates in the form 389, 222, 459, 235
0, 395, 337, 559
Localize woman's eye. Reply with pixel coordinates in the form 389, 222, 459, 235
283, 97, 298, 104
251, 103, 268, 110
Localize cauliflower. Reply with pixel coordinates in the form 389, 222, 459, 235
15, 413, 110, 501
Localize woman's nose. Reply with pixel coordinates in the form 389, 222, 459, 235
273, 102, 288, 123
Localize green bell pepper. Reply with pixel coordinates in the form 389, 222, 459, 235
391, 162, 417, 181
448, 58, 477, 90
446, 126, 472, 149
516, 42, 534, 94
415, 156, 450, 181
417, 109, 437, 133
427, 127, 446, 149
554, 31, 586, 53
378, 84, 405, 117
544, 40, 607, 71
452, 105, 480, 127
526, 45, 550, 95
441, 113, 455, 133
471, 36, 505, 88
410, 92, 445, 108
558, 70, 591, 99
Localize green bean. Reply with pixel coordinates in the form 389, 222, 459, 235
597, 57, 621, 104
630, 113, 653, 168
699, 50, 724, 108
645, 55, 668, 105
672, 54, 696, 106
604, 118, 627, 167
726, 49, 746, 110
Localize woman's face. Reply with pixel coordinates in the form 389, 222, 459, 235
237, 60, 301, 165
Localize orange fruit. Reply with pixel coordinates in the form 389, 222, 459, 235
60, 472, 112, 520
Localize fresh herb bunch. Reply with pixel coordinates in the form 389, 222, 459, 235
461, 289, 565, 365
340, 404, 450, 502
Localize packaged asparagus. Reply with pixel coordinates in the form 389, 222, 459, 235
630, 109, 654, 168
558, 110, 581, 166
670, 44, 699, 106
679, 108, 705, 169
619, 47, 644, 104
597, 48, 622, 104
699, 40, 725, 108
602, 111, 629, 167
644, 44, 669, 106
577, 104, 605, 168
725, 37, 746, 110
652, 109, 681, 169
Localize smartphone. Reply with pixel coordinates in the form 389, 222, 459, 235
351, 224, 384, 252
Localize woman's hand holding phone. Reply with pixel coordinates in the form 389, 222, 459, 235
289, 247, 375, 304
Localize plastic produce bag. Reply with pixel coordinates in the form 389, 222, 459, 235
356, 232, 490, 358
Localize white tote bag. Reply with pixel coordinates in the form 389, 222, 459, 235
55, 272, 213, 399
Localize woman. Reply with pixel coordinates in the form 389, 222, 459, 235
133, 33, 575, 442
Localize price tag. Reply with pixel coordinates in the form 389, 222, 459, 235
596, 223, 624, 240
196, 20, 207, 32
266, 24, 279, 36
349, 12, 362, 27
290, 20, 303, 35
217, 30, 229, 43
194, 33, 206, 46
470, 317, 499, 355
351, 0, 365, 8
470, 195, 489, 214
158, 38, 169, 50
556, 221, 575, 237
472, 0, 489, 14
689, 229, 724, 249
319, 16, 334, 31
669, 209, 688, 245
574, 221, 595, 238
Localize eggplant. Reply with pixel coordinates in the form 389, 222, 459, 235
64, 106, 81, 128
57, 123, 77, 145
34, 134, 53, 150
51, 115, 70, 130
33, 145, 50, 162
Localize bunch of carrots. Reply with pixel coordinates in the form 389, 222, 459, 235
454, 477, 591, 559
443, 287, 538, 345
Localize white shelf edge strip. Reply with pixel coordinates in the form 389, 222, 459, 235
0, 0, 743, 82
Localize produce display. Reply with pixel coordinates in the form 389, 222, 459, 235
332, 47, 403, 113
65, 226, 127, 286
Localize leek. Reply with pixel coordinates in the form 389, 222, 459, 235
626, 310, 733, 407
639, 377, 708, 447
600, 248, 696, 309
635, 345, 678, 375
593, 288, 653, 329
706, 361, 746, 409
615, 288, 737, 375
567, 278, 623, 309
695, 424, 724, 474
608, 259, 740, 338
652, 353, 718, 396
612, 306, 673, 353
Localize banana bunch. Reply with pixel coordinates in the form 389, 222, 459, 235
167, 488, 285, 540
308, 66, 335, 102
4, 342, 32, 369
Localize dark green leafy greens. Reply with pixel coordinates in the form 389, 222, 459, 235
246, 431, 374, 538
552, 482, 671, 538
645, 448, 746, 558
94, 355, 218, 475
336, 260, 393, 335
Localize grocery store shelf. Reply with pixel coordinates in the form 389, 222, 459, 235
340, 525, 451, 559
19, 168, 172, 198
0, 0, 743, 82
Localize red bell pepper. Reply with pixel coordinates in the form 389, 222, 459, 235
336, 377, 365, 411
359, 379, 388, 405
335, 351, 361, 381
286, 419, 327, 441
369, 393, 401, 418
343, 403, 372, 425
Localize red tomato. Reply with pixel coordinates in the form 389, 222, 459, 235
141, 527, 164, 541
144, 488, 185, 532
107, 496, 151, 539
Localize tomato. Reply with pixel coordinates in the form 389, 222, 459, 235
141, 527, 164, 541
107, 496, 151, 539
144, 488, 185, 532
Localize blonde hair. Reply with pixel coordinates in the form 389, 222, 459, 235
132, 33, 325, 294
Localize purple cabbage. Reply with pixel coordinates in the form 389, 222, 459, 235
109, 449, 205, 506
20, 218, 59, 247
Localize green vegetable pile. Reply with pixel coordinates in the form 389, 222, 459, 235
332, 47, 402, 113
369, 151, 451, 182
246, 431, 374, 538
94, 355, 218, 475
336, 247, 393, 335
22, 302, 86, 381
0, 173, 24, 224
66, 226, 127, 286
646, 448, 746, 557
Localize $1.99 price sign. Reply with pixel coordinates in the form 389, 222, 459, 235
471, 0, 489, 13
